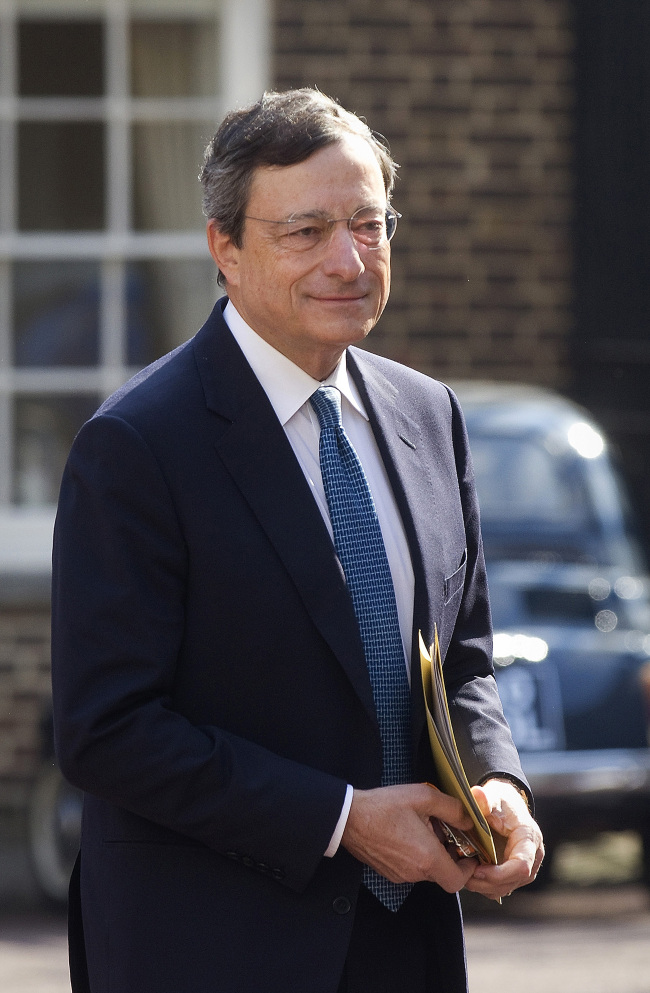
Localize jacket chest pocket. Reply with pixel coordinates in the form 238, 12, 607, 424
443, 548, 467, 605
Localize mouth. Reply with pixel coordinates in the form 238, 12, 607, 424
311, 294, 366, 303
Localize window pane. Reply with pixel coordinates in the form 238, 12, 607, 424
127, 258, 218, 365
19, 122, 105, 230
14, 395, 98, 505
471, 436, 591, 526
130, 20, 218, 97
13, 261, 100, 367
19, 20, 104, 96
132, 123, 209, 231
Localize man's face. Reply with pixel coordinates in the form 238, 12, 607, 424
207, 134, 392, 379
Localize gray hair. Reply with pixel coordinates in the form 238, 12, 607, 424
200, 88, 398, 285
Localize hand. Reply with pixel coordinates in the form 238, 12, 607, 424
464, 779, 545, 902
341, 783, 480, 894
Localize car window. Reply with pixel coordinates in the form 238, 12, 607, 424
470, 435, 590, 526
468, 429, 645, 572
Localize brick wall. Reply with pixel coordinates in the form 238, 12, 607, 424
0, 606, 51, 810
274, 0, 574, 387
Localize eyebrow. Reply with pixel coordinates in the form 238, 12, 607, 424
286, 203, 385, 221
286, 210, 330, 222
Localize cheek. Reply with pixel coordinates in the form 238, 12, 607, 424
248, 250, 304, 296
240, 255, 282, 303
372, 267, 391, 319
375, 259, 391, 298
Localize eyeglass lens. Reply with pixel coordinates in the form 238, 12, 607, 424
290, 208, 398, 250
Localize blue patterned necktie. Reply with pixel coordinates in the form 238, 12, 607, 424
310, 386, 412, 911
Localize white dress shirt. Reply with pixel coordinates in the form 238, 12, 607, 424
223, 300, 415, 854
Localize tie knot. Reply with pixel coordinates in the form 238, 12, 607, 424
310, 386, 342, 431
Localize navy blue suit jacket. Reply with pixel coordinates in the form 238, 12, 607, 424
52, 299, 527, 993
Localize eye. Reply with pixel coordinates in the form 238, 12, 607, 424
351, 215, 385, 243
282, 220, 327, 251
358, 219, 383, 233
285, 217, 328, 239
288, 224, 323, 240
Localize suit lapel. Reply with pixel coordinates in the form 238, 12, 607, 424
192, 305, 377, 725
347, 349, 445, 638
347, 349, 446, 751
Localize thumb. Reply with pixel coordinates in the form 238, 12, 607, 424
421, 783, 473, 830
471, 784, 490, 818
471, 784, 508, 835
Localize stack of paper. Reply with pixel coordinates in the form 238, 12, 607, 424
419, 629, 497, 866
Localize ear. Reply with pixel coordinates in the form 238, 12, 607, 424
206, 219, 241, 287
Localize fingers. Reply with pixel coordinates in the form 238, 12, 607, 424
434, 849, 479, 893
467, 779, 545, 900
464, 858, 531, 901
417, 782, 474, 831
386, 822, 479, 894
340, 784, 480, 892
471, 784, 490, 817
340, 781, 546, 900
532, 843, 545, 878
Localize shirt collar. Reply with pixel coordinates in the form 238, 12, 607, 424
223, 299, 368, 426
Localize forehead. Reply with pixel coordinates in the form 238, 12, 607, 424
246, 134, 387, 218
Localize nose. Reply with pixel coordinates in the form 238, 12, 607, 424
320, 221, 365, 280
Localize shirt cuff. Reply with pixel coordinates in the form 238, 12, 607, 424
324, 784, 354, 857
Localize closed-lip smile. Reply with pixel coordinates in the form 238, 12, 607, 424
312, 294, 366, 302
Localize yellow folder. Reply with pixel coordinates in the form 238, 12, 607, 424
419, 628, 497, 866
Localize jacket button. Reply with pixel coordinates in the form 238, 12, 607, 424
332, 896, 351, 915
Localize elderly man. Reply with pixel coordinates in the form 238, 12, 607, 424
52, 88, 543, 993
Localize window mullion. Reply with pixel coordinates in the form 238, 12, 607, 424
221, 0, 270, 110
106, 2, 131, 234
100, 258, 127, 393
0, 9, 16, 232
0, 392, 12, 505
0, 11, 14, 504
0, 261, 13, 505
103, 3, 130, 376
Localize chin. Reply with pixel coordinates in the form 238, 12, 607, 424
319, 327, 373, 350
321, 311, 377, 336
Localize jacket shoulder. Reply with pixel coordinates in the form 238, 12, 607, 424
348, 346, 459, 416
89, 300, 231, 439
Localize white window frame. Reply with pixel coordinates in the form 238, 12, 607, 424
0, 0, 270, 572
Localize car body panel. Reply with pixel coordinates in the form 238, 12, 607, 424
452, 381, 650, 855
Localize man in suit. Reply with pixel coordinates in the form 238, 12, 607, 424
52, 88, 543, 993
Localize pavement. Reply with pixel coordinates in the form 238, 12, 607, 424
1, 830, 650, 992
463, 883, 650, 993
0, 911, 68, 993
2, 885, 650, 993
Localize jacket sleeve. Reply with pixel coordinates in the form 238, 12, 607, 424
441, 387, 532, 803
51, 412, 348, 892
